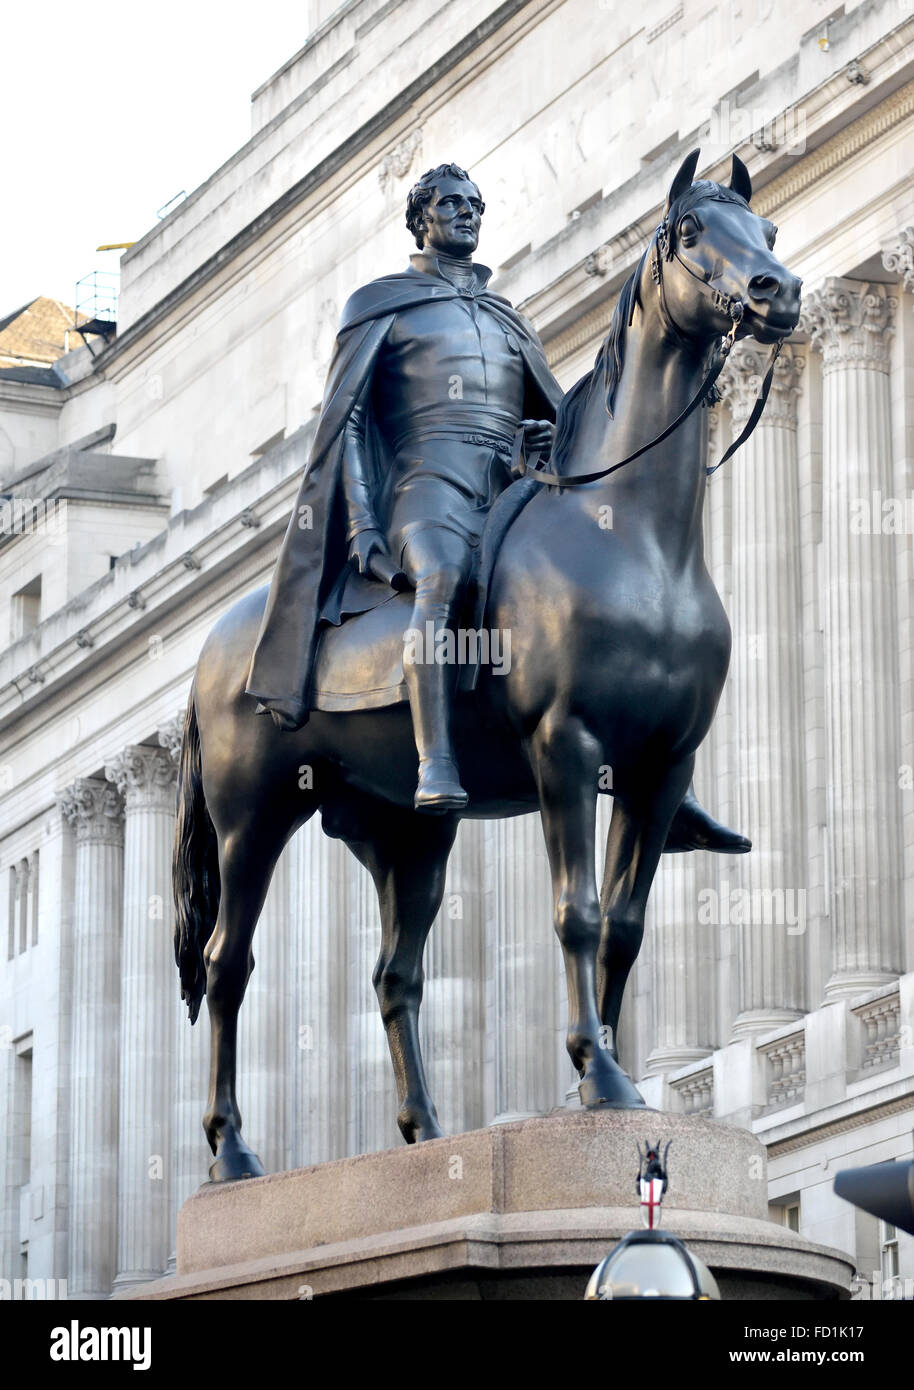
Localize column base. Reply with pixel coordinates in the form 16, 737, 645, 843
824, 971, 898, 1003
111, 1270, 166, 1293
490, 1110, 540, 1126
729, 1009, 803, 1042
643, 1046, 712, 1076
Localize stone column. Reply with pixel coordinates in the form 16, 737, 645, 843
237, 844, 293, 1176
59, 777, 124, 1300
421, 820, 487, 1136
348, 856, 398, 1154
643, 855, 715, 1073
720, 342, 808, 1035
293, 820, 350, 1167
105, 746, 177, 1289
158, 716, 208, 1271
882, 230, 914, 978
803, 279, 903, 997
485, 814, 559, 1122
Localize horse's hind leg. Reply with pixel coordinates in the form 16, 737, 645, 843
202, 814, 291, 1181
530, 715, 644, 1109
343, 802, 458, 1144
597, 755, 695, 1060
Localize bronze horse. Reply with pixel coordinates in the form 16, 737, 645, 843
174, 151, 801, 1180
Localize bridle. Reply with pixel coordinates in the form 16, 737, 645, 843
515, 208, 783, 489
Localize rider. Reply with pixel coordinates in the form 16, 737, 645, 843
245, 163, 748, 846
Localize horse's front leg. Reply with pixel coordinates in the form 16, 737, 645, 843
598, 755, 695, 1057
530, 716, 645, 1109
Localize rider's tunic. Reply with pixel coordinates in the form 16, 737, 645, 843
342, 255, 526, 567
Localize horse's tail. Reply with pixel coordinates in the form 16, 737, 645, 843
173, 682, 220, 1024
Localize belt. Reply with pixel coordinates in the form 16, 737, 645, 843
394, 425, 515, 454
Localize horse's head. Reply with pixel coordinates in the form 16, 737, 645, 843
654, 149, 801, 349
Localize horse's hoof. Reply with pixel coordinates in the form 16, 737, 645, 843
398, 1106, 444, 1144
208, 1136, 266, 1182
579, 1063, 646, 1110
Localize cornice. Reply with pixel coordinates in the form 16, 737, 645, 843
765, 1092, 914, 1160
0, 426, 315, 735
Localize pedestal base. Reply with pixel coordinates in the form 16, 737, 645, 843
115, 1110, 853, 1301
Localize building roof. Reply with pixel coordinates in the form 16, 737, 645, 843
0, 296, 86, 370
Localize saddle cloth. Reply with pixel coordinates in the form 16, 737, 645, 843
310, 474, 539, 712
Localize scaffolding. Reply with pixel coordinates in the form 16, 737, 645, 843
74, 270, 118, 344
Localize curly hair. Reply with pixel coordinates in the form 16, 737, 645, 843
405, 163, 484, 249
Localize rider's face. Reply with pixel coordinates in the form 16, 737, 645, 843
421, 178, 484, 258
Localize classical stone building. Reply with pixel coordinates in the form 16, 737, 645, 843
1, 0, 913, 1299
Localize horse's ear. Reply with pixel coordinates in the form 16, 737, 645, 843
665, 148, 700, 212
729, 153, 752, 202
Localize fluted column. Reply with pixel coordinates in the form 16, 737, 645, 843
720, 342, 808, 1035
643, 855, 715, 1072
59, 777, 124, 1299
105, 746, 177, 1289
421, 820, 487, 1135
348, 856, 398, 1154
237, 844, 293, 1175
485, 814, 559, 1121
293, 820, 350, 1166
803, 279, 902, 997
881, 230, 914, 979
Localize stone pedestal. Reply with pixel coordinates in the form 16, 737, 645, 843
116, 1110, 852, 1301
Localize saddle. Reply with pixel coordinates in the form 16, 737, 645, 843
310, 475, 538, 713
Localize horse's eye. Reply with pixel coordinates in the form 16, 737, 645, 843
765, 223, 778, 249
679, 213, 701, 246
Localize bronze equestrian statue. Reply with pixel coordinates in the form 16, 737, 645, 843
173, 151, 801, 1180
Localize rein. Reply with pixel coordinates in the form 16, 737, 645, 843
515, 222, 783, 489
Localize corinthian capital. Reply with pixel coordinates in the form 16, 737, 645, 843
800, 278, 896, 372
59, 778, 125, 845
105, 745, 177, 812
882, 227, 914, 293
157, 714, 185, 766
719, 341, 804, 428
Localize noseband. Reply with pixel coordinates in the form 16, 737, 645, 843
518, 213, 783, 489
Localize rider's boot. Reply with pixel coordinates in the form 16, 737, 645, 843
664, 782, 751, 853
404, 620, 468, 814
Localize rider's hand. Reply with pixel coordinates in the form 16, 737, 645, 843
520, 418, 555, 466
349, 529, 408, 589
349, 528, 389, 574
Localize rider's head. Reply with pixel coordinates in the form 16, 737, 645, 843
406, 164, 485, 257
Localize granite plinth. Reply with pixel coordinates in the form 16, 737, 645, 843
115, 1110, 854, 1300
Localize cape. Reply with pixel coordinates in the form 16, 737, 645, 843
245, 261, 564, 726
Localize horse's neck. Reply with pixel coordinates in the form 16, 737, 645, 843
575, 302, 712, 570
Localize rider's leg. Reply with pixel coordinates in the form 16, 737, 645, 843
400, 526, 474, 813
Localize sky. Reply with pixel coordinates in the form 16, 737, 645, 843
1, 2, 315, 315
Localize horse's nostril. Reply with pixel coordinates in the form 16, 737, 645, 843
749, 273, 781, 302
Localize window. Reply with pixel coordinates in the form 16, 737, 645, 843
10, 575, 41, 642
880, 1219, 899, 1290
784, 1202, 800, 1233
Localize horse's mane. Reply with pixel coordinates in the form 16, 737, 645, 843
550, 180, 750, 475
